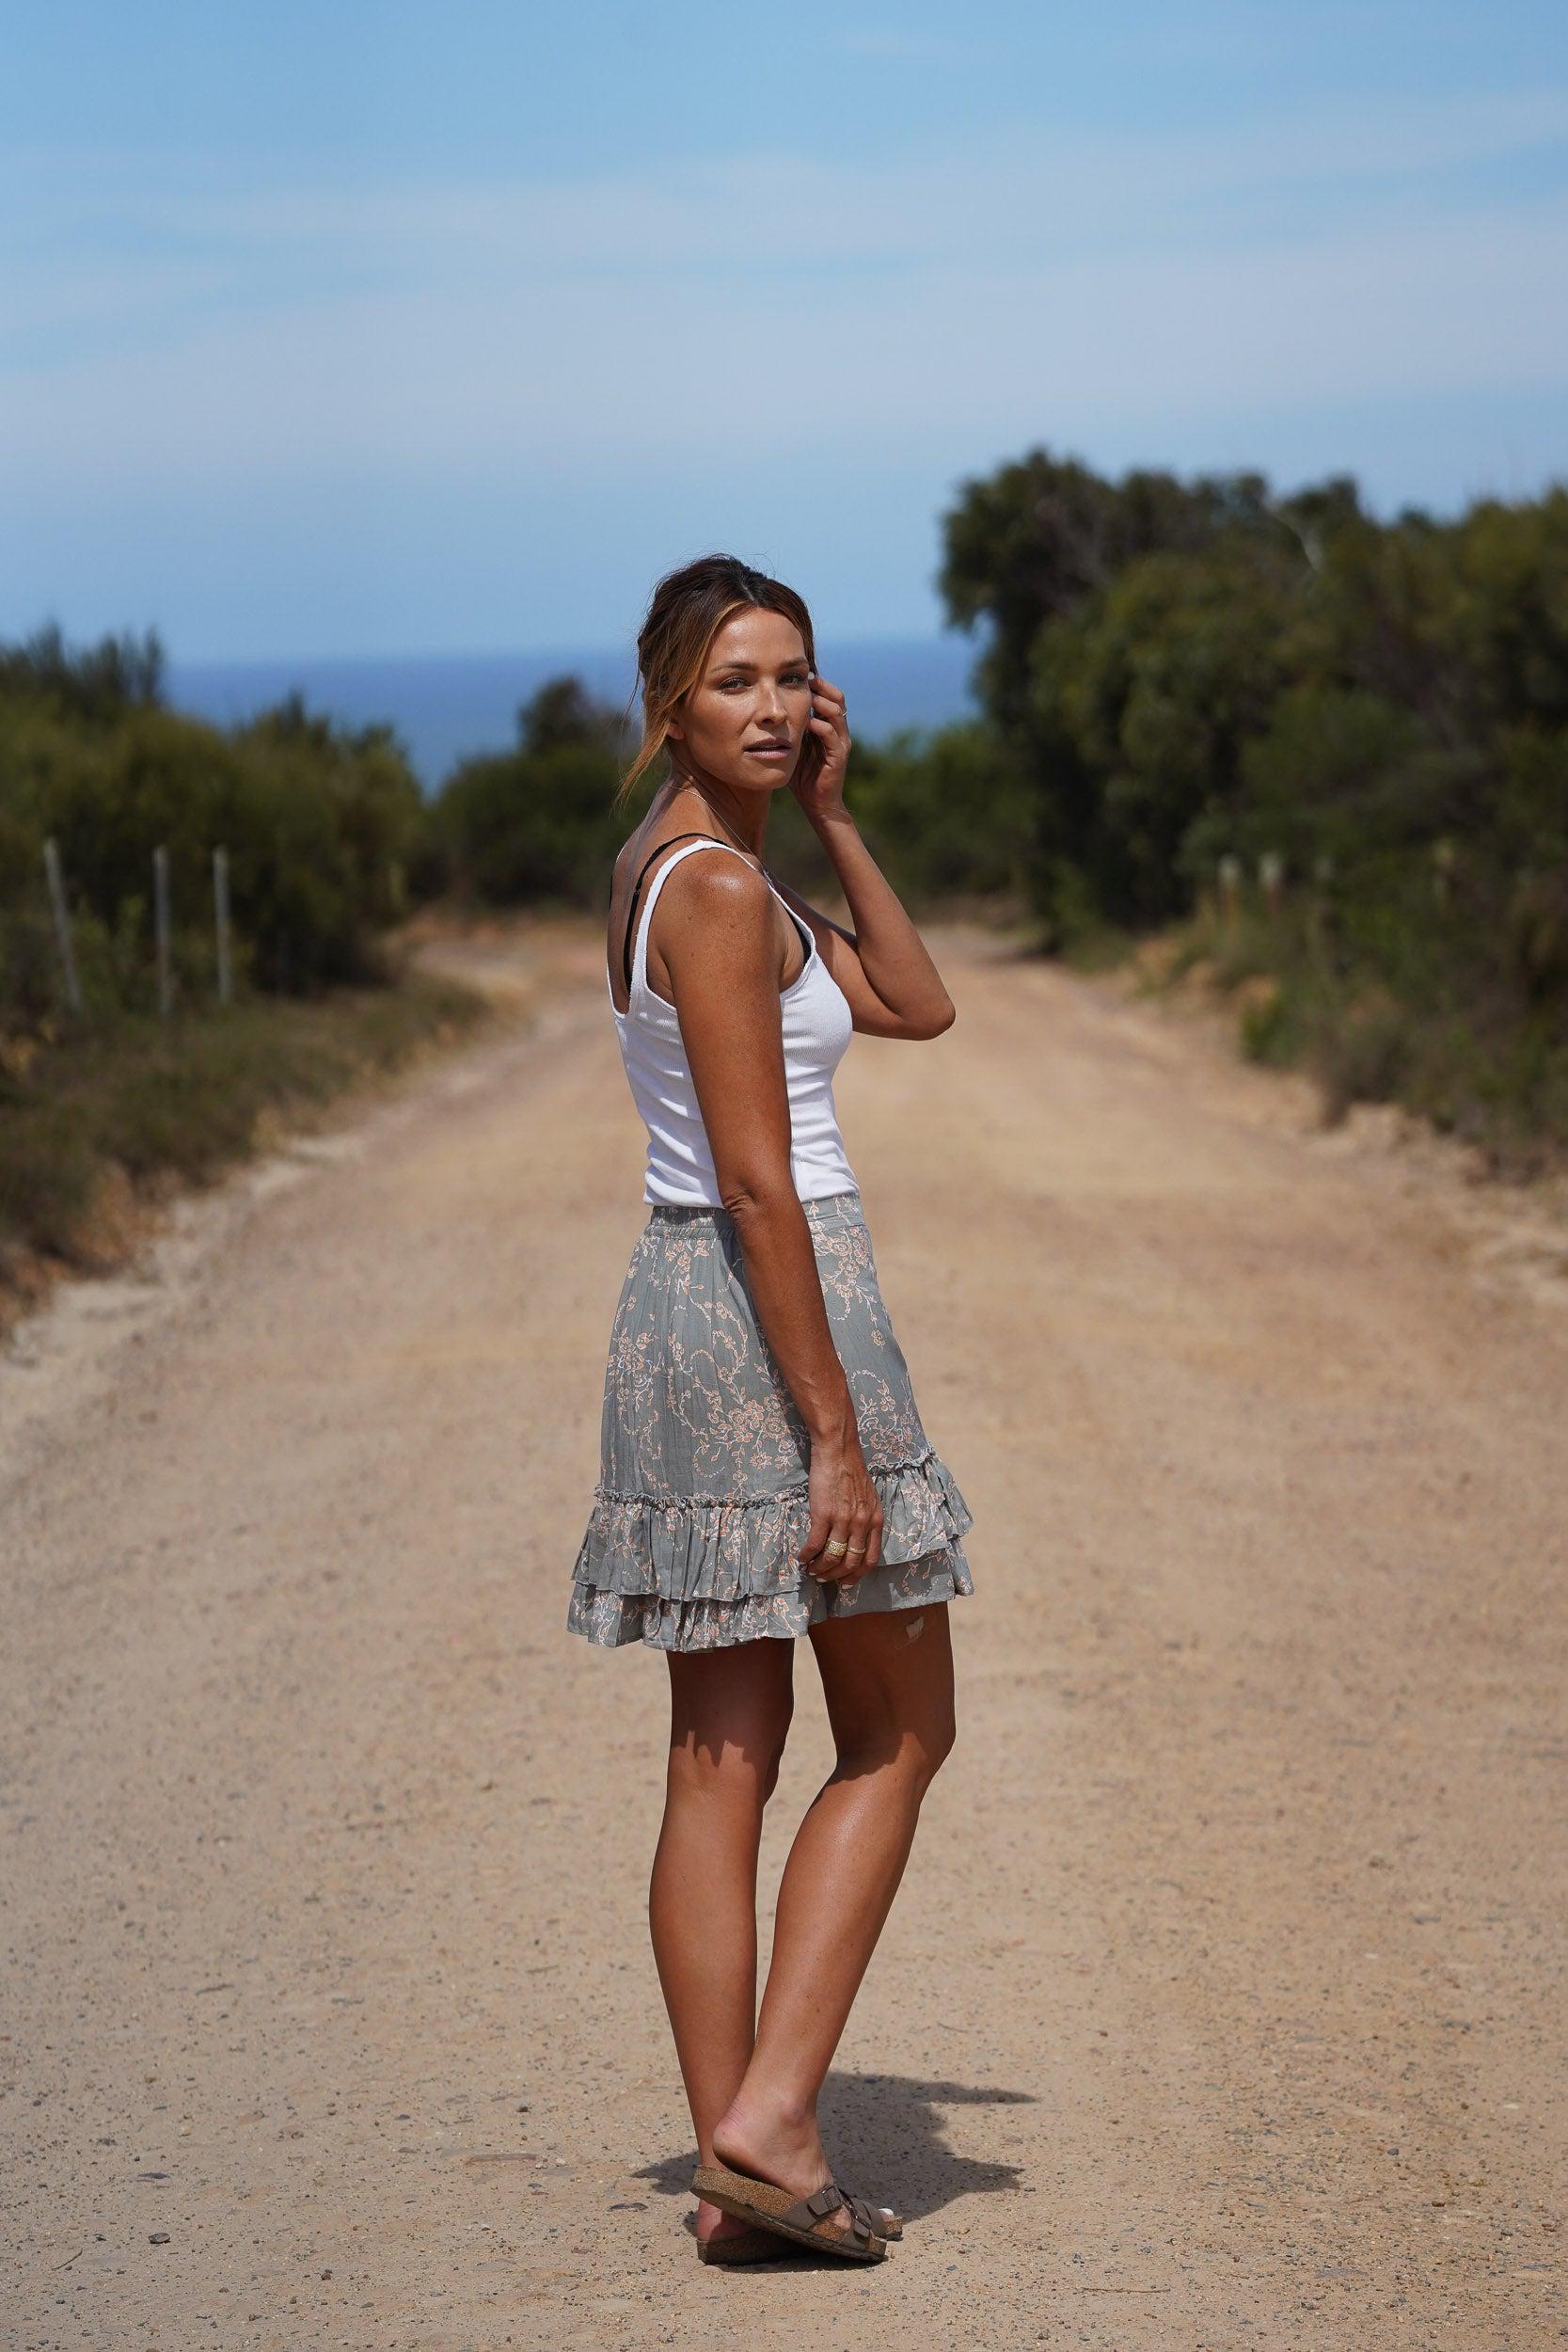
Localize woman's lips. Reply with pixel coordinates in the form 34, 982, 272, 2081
746, 745, 792, 758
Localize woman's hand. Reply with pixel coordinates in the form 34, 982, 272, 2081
789, 673, 851, 823
798, 1426, 884, 1583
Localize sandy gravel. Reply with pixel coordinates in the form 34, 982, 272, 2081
3, 916, 1565, 2351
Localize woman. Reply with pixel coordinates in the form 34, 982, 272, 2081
568, 553, 975, 2265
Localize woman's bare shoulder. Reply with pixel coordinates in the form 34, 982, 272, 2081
654, 841, 770, 921
647, 846, 778, 987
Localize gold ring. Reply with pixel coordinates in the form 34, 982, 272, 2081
821, 1539, 848, 1558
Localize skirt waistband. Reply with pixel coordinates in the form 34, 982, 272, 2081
647, 1186, 863, 1231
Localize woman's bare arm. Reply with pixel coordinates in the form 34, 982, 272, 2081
768, 807, 957, 1041
656, 852, 883, 1577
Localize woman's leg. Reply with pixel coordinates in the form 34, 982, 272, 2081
650, 1634, 795, 2242
711, 1601, 957, 2228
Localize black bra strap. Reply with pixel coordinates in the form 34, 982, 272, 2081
619, 831, 805, 996
621, 832, 731, 993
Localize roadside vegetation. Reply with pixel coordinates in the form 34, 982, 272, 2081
6, 453, 1565, 1317
0, 626, 490, 1321
416, 461, 1568, 1172
936, 456, 1568, 1174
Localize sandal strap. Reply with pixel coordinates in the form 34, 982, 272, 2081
778, 2181, 845, 2231
836, 2186, 885, 2242
843, 2181, 902, 2230
777, 2180, 881, 2245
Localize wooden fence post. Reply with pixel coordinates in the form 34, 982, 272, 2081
42, 837, 83, 1015
214, 845, 232, 1006
1259, 850, 1285, 916
1217, 852, 1243, 924
153, 845, 172, 1018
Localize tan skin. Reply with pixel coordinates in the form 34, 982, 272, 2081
607, 608, 959, 2248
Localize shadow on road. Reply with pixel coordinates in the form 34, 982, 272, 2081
631, 2067, 1034, 2232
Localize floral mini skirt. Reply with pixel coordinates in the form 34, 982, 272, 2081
567, 1186, 975, 1651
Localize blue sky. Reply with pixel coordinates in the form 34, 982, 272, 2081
5, 1, 1566, 662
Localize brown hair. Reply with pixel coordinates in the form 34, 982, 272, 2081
612, 552, 816, 812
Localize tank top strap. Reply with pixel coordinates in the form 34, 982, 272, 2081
625, 834, 752, 998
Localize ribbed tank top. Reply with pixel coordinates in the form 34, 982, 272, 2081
607, 835, 859, 1207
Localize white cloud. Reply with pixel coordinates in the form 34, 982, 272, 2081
17, 84, 1568, 291
4, 86, 1566, 490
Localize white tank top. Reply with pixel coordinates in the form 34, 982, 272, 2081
607, 834, 860, 1207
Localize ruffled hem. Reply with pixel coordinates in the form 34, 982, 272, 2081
568, 1539, 974, 1650
573, 1447, 974, 1605
567, 1447, 976, 1652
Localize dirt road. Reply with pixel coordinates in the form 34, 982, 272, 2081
4, 918, 1564, 2350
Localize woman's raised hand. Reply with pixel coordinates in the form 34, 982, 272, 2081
789, 673, 852, 822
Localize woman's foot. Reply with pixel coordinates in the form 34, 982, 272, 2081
709, 2098, 898, 2245
693, 2198, 761, 2247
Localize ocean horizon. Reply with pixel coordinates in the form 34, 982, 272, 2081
167, 633, 988, 796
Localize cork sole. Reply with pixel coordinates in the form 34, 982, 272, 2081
696, 2223, 794, 2265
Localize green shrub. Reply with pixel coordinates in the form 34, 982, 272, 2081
419, 675, 633, 907
1, 630, 425, 1034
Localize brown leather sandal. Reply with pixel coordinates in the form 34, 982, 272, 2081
699, 2196, 901, 2251
691, 2161, 893, 2262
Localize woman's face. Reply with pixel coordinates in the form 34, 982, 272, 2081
666, 608, 812, 792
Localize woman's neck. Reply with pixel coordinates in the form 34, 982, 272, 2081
658, 773, 767, 862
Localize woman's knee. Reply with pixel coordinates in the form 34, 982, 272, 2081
754, 1684, 794, 1803
757, 1734, 787, 1806
897, 1689, 956, 1790
665, 1644, 794, 1809
816, 1607, 957, 1787
665, 1692, 793, 1813
832, 1695, 955, 1791
922, 1691, 958, 1779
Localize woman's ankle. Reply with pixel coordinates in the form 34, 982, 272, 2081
718, 2075, 814, 2137
712, 2089, 826, 2188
